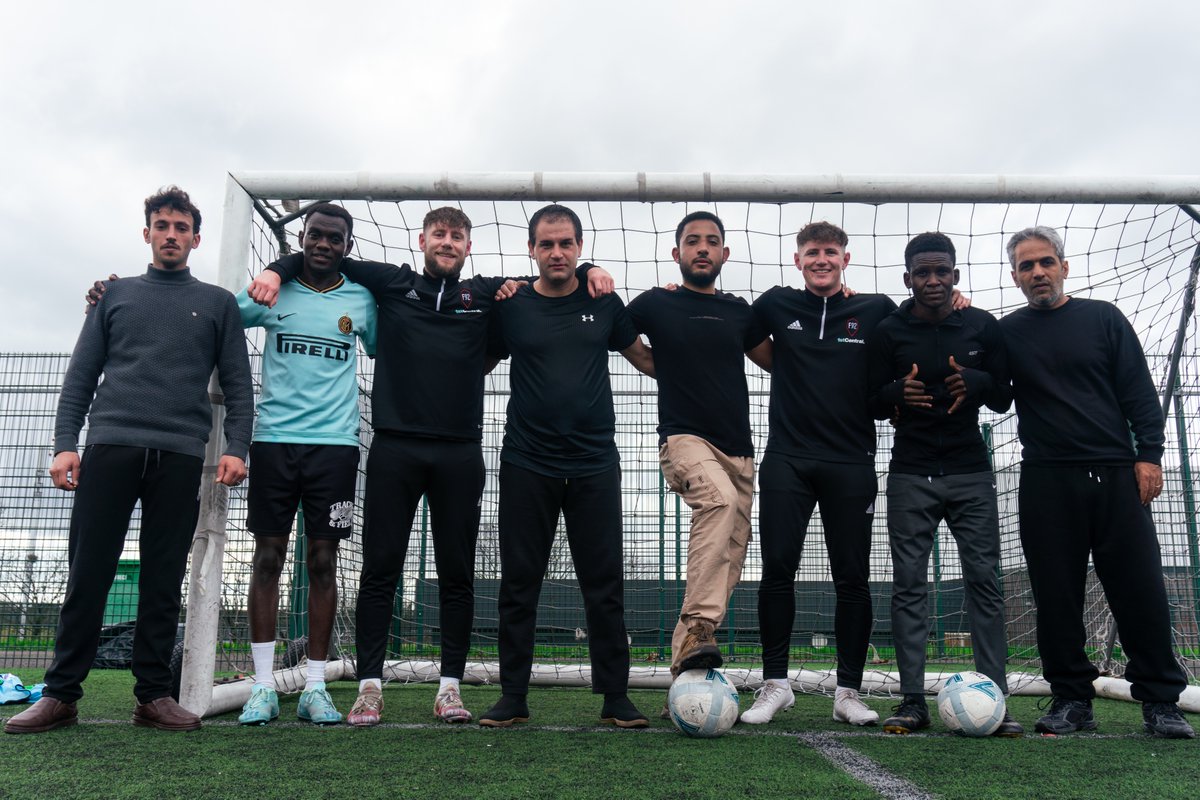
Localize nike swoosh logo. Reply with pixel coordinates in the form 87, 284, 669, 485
277, 313, 296, 320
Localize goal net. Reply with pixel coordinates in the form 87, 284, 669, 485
2, 173, 1198, 712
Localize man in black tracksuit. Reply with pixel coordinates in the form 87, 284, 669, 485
255, 208, 611, 726
742, 221, 896, 727
1001, 225, 1193, 739
479, 204, 654, 729
866, 232, 1021, 736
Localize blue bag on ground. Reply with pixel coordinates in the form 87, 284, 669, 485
0, 673, 31, 704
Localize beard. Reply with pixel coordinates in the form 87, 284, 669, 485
681, 261, 721, 289
424, 252, 465, 280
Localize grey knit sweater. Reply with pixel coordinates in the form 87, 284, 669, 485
54, 266, 254, 460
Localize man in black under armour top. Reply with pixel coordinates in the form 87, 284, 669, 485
867, 232, 1021, 737
479, 204, 654, 729
742, 221, 897, 727
1001, 225, 1193, 739
626, 211, 770, 716
250, 208, 612, 726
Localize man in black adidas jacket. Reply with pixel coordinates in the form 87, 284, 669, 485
1001, 225, 1193, 739
866, 232, 1021, 736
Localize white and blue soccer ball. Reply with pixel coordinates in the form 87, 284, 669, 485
668, 668, 740, 738
936, 671, 1006, 737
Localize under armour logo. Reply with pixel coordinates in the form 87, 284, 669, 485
581, 314, 595, 322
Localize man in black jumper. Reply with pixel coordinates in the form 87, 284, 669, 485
252, 208, 612, 725
626, 211, 770, 714
866, 232, 1021, 736
742, 221, 896, 727
6, 187, 253, 734
1002, 225, 1194, 738
479, 204, 654, 728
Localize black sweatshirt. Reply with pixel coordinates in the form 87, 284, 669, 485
1000, 297, 1164, 466
753, 287, 897, 464
867, 300, 1010, 475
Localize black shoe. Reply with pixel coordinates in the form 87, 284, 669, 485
883, 694, 931, 735
991, 709, 1024, 738
1142, 702, 1196, 739
479, 694, 530, 728
1035, 697, 1096, 734
600, 694, 649, 729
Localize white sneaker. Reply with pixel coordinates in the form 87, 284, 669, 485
739, 680, 795, 724
832, 687, 879, 726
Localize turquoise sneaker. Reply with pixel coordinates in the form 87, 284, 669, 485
238, 685, 280, 726
297, 683, 342, 725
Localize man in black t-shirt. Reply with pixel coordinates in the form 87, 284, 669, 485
479, 204, 653, 729
250, 208, 612, 727
866, 232, 1021, 737
743, 221, 896, 727
627, 212, 770, 715
1001, 226, 1193, 739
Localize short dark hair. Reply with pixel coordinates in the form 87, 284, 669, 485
796, 221, 847, 249
305, 202, 354, 236
144, 185, 202, 233
904, 232, 956, 271
528, 204, 582, 245
423, 206, 472, 234
675, 211, 725, 245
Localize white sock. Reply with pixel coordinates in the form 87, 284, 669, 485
306, 659, 326, 690
359, 678, 382, 693
767, 678, 790, 689
251, 642, 276, 689
439, 677, 460, 692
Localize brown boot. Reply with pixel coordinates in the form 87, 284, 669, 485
4, 697, 78, 734
677, 620, 722, 673
132, 697, 202, 731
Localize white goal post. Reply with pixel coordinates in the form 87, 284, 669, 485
180, 172, 1200, 717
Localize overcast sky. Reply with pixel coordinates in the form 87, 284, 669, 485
3, 0, 1198, 353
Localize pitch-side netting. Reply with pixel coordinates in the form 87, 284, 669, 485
3, 173, 1200, 715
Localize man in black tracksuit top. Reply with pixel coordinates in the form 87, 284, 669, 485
479, 204, 654, 729
1001, 226, 1193, 739
742, 221, 896, 727
256, 208, 611, 726
866, 232, 1021, 736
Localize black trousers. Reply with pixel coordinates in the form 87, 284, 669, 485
1019, 464, 1187, 703
757, 453, 878, 689
356, 433, 484, 681
45, 445, 202, 704
496, 462, 630, 696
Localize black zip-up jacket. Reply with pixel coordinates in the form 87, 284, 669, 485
866, 300, 1011, 475
753, 287, 897, 464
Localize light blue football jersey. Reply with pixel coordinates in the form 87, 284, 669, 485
237, 276, 377, 446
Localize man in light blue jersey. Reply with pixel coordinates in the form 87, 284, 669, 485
235, 204, 376, 726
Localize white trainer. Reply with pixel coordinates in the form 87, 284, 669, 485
739, 680, 795, 724
832, 687, 879, 726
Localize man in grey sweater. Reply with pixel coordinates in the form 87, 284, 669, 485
5, 186, 254, 734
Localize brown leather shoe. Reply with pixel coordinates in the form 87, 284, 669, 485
4, 697, 78, 734
677, 620, 722, 672
132, 697, 201, 731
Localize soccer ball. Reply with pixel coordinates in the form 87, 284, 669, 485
936, 671, 1006, 737
668, 668, 740, 738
